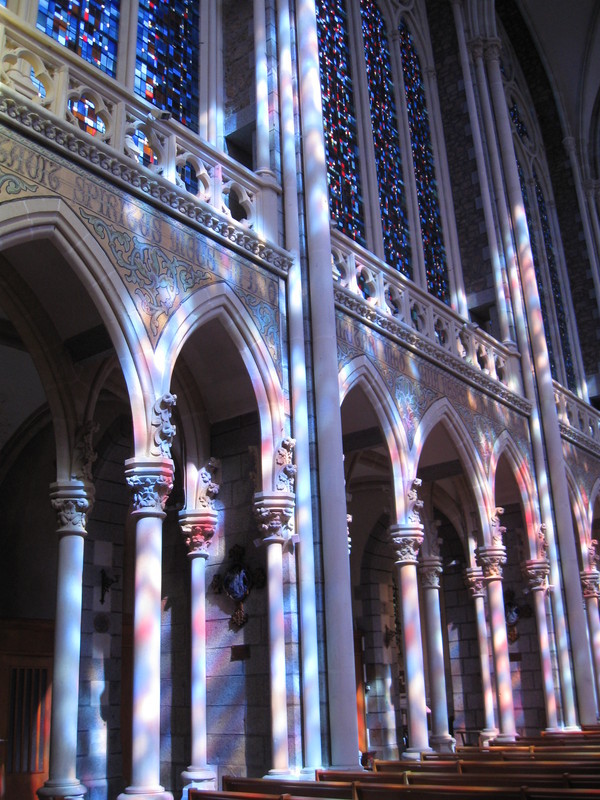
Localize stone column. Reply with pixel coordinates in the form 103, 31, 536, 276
419, 556, 455, 753
580, 558, 600, 716
38, 481, 93, 800
254, 491, 295, 774
389, 481, 430, 758
117, 458, 174, 800
464, 567, 497, 744
476, 511, 516, 743
522, 551, 559, 731
179, 459, 220, 797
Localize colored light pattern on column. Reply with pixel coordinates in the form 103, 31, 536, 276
517, 160, 558, 381
398, 19, 448, 303
315, 0, 366, 245
136, 0, 200, 133
534, 173, 576, 391
37, 0, 119, 77
360, 0, 412, 279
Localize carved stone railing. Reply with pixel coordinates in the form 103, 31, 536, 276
554, 382, 600, 456
0, 11, 283, 259
331, 230, 524, 400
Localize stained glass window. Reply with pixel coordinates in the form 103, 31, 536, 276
399, 19, 448, 304
316, 0, 366, 244
68, 96, 106, 136
360, 0, 411, 278
136, 0, 200, 133
37, 1, 119, 78
534, 172, 576, 391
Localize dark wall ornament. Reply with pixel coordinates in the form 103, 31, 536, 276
211, 544, 266, 628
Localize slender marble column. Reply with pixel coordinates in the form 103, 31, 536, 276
295, 0, 360, 768
117, 459, 174, 800
390, 514, 430, 758
180, 478, 219, 797
465, 567, 497, 744
254, 491, 295, 774
522, 557, 559, 731
580, 568, 600, 716
419, 556, 454, 753
485, 39, 595, 725
38, 482, 93, 800
477, 527, 516, 743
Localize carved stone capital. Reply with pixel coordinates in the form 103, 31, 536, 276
180, 510, 218, 558
419, 556, 443, 589
483, 38, 502, 63
580, 569, 600, 599
464, 566, 486, 598
125, 458, 174, 516
390, 523, 424, 564
151, 392, 177, 458
253, 491, 295, 544
522, 558, 550, 593
49, 481, 94, 537
476, 545, 506, 580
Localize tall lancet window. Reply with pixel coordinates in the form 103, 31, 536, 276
316, 0, 366, 244
136, 0, 200, 133
37, 0, 120, 77
509, 96, 577, 392
398, 19, 448, 304
361, 0, 411, 277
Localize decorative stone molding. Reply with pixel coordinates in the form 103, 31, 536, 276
580, 569, 600, 599
125, 458, 174, 515
50, 481, 93, 536
476, 544, 507, 580
390, 526, 424, 565
71, 420, 99, 481
419, 556, 443, 589
274, 437, 296, 493
490, 507, 506, 547
464, 566, 486, 598
406, 477, 424, 526
535, 524, 549, 560
151, 392, 177, 458
587, 539, 599, 571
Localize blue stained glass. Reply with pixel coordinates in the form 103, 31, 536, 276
316, 0, 366, 244
517, 160, 558, 381
360, 0, 411, 278
135, 0, 200, 134
37, 0, 119, 77
399, 19, 449, 304
177, 161, 199, 195
534, 172, 576, 391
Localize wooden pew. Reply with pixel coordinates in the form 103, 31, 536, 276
222, 776, 354, 799
189, 792, 281, 800
457, 759, 600, 775
372, 760, 461, 773
353, 781, 525, 799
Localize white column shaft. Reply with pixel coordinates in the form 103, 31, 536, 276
473, 594, 496, 735
267, 539, 289, 772
585, 595, 600, 716
532, 589, 559, 730
422, 583, 451, 744
190, 554, 208, 768
486, 578, 515, 740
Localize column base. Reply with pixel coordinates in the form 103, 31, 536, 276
401, 748, 430, 761
117, 787, 173, 800
478, 728, 498, 747
491, 733, 517, 744
429, 734, 456, 753
263, 769, 294, 778
38, 779, 87, 799
181, 766, 217, 797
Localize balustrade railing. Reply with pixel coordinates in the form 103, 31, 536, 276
331, 230, 523, 396
0, 12, 277, 243
554, 382, 600, 451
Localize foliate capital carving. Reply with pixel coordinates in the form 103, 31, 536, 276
465, 566, 486, 598
275, 437, 296, 493
535, 524, 549, 560
476, 545, 506, 580
522, 558, 550, 593
50, 482, 93, 536
151, 392, 177, 458
390, 523, 424, 565
198, 458, 220, 510
419, 556, 443, 589
180, 513, 218, 558
125, 459, 174, 515
587, 539, 599, 571
580, 569, 600, 599
483, 38, 502, 63
253, 491, 295, 543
